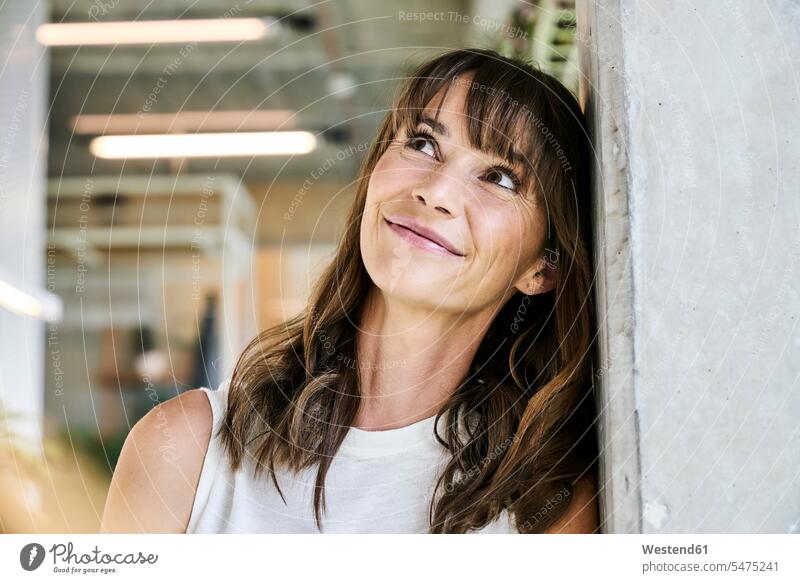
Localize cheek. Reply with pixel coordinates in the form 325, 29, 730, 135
362, 155, 395, 236
472, 206, 540, 277
361, 154, 410, 271
367, 150, 424, 202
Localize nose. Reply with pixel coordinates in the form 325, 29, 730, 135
411, 164, 465, 217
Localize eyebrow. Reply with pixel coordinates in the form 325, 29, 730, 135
418, 113, 526, 167
419, 115, 449, 137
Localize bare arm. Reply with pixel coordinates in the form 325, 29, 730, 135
543, 476, 600, 534
100, 389, 212, 533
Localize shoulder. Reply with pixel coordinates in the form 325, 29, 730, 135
542, 475, 600, 534
100, 389, 213, 533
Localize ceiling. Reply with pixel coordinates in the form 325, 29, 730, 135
47, 0, 476, 182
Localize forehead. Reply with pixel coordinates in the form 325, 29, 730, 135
399, 72, 531, 173
421, 77, 472, 129
412, 75, 489, 145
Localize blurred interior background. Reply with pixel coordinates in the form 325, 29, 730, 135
0, 0, 578, 532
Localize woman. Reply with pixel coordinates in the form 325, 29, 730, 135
102, 48, 599, 534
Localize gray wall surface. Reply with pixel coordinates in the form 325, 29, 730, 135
580, 0, 800, 533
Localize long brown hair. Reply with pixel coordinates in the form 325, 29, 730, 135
219, 48, 598, 533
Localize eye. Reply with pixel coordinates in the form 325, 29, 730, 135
404, 130, 438, 159
483, 165, 522, 193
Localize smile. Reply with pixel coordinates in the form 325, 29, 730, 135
383, 217, 465, 258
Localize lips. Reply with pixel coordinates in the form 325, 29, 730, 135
383, 214, 465, 257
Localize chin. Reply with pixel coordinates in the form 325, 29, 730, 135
365, 257, 463, 307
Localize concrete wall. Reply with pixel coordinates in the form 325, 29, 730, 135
580, 0, 800, 533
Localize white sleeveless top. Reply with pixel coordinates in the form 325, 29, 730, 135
186, 379, 518, 534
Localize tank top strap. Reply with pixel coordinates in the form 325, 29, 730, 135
198, 377, 231, 428
186, 378, 232, 533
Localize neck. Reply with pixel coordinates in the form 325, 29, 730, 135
351, 286, 501, 431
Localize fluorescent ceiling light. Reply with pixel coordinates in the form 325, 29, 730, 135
36, 18, 276, 46
89, 131, 317, 158
71, 110, 296, 134
0, 271, 63, 322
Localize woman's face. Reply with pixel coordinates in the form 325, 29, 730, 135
360, 76, 554, 314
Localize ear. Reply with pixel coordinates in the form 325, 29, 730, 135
514, 253, 557, 296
